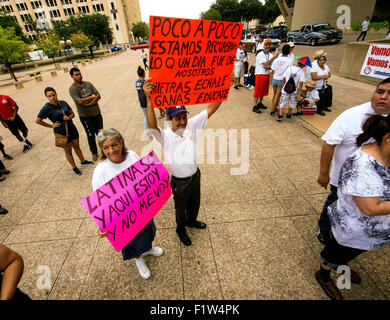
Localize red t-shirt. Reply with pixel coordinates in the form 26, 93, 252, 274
0, 95, 17, 120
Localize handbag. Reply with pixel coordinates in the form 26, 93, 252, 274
284, 67, 296, 94
54, 103, 69, 148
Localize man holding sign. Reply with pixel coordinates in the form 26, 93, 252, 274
144, 79, 229, 246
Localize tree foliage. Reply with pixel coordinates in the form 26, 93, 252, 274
0, 26, 30, 81
258, 0, 281, 24
35, 32, 61, 63
0, 10, 29, 43
70, 31, 93, 57
240, 0, 262, 23
132, 22, 149, 40
210, 0, 241, 22
200, 8, 222, 21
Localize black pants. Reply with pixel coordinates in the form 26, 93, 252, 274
357, 31, 367, 41
4, 114, 28, 137
318, 185, 338, 231
320, 233, 366, 270
171, 169, 201, 235
318, 85, 333, 111
79, 114, 103, 156
143, 58, 148, 69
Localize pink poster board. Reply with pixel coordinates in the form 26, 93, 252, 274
81, 151, 171, 252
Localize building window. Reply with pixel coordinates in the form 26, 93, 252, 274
92, 3, 103, 12
16, 3, 28, 11
1, 5, 14, 12
113, 12, 116, 20
115, 24, 119, 30
20, 13, 32, 22
28, 34, 37, 40
45, 0, 57, 6
110, 2, 114, 9
76, 0, 87, 3
35, 11, 46, 19
285, 0, 295, 8
63, 7, 75, 16
61, 0, 72, 4
30, 1, 42, 9
50, 9, 60, 18
25, 24, 35, 32
78, 5, 89, 14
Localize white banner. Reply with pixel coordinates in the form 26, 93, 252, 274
360, 44, 390, 79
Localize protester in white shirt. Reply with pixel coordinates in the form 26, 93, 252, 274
92, 128, 163, 280
277, 62, 304, 121
143, 79, 229, 246
316, 78, 390, 248
311, 54, 332, 115
270, 44, 293, 116
316, 112, 390, 300
234, 42, 246, 90
287, 41, 295, 64
141, 49, 148, 70
357, 17, 370, 41
252, 38, 279, 113
255, 35, 264, 54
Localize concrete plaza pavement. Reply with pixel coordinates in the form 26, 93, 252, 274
0, 49, 389, 300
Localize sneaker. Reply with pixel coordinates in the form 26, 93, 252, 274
277, 114, 283, 121
250, 85, 255, 90
135, 257, 151, 280
25, 139, 33, 147
92, 154, 98, 161
142, 246, 164, 257
81, 160, 94, 166
22, 145, 31, 153
286, 113, 291, 119
252, 106, 261, 114
0, 206, 8, 215
73, 168, 83, 176
257, 103, 267, 109
234, 85, 239, 90
237, 84, 244, 88
292, 112, 302, 117
3, 154, 13, 160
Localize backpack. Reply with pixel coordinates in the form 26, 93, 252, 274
284, 67, 296, 94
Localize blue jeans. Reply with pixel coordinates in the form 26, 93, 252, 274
318, 184, 338, 231
141, 107, 148, 132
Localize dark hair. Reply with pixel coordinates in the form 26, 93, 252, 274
137, 66, 145, 77
377, 77, 390, 87
356, 114, 390, 147
44, 87, 56, 95
282, 44, 290, 55
69, 67, 80, 76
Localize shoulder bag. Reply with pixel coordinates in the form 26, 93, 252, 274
54, 103, 69, 148
284, 67, 296, 94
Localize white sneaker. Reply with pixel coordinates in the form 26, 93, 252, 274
142, 246, 164, 257
135, 257, 151, 280
250, 85, 255, 90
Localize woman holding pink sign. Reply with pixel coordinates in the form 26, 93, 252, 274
92, 128, 163, 280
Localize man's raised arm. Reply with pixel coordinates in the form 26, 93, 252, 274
143, 79, 160, 135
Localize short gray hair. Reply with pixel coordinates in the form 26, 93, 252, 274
97, 128, 127, 161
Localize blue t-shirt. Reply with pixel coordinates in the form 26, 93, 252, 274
135, 79, 146, 108
37, 100, 76, 135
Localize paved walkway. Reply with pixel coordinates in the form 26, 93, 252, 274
0, 49, 389, 300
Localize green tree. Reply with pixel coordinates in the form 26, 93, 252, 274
240, 0, 262, 27
210, 0, 241, 22
70, 31, 93, 58
258, 0, 281, 24
132, 21, 149, 40
200, 8, 222, 21
0, 10, 29, 43
0, 26, 29, 81
35, 33, 61, 63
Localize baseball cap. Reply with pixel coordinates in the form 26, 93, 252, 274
287, 41, 295, 47
263, 38, 272, 45
165, 106, 188, 117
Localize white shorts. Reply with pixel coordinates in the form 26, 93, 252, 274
234, 64, 244, 78
279, 91, 297, 109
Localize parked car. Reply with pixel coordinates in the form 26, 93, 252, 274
243, 38, 281, 53
110, 45, 122, 52
287, 23, 343, 46
263, 25, 288, 42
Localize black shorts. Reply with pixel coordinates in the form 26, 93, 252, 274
67, 125, 79, 143
4, 114, 28, 136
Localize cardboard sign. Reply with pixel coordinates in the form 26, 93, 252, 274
360, 44, 390, 79
149, 16, 243, 108
81, 151, 171, 252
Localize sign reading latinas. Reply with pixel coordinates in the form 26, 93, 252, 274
149, 16, 243, 108
360, 44, 390, 79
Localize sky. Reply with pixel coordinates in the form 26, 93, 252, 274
139, 0, 215, 22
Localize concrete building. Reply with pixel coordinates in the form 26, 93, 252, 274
0, 0, 142, 44
276, 0, 389, 30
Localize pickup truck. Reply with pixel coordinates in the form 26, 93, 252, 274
243, 38, 281, 53
287, 23, 342, 46
263, 25, 288, 42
